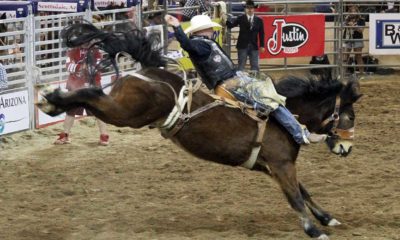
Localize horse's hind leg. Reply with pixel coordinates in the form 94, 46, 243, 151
268, 161, 329, 239
299, 182, 341, 227
38, 87, 132, 126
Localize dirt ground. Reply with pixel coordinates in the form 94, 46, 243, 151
1, 74, 399, 240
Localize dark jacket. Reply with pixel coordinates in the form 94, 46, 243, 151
343, 17, 365, 40
226, 14, 265, 50
173, 26, 236, 89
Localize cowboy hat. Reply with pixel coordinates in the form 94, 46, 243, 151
244, 0, 257, 8
184, 15, 222, 34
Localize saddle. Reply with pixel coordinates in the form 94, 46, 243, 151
160, 79, 269, 170
213, 84, 273, 120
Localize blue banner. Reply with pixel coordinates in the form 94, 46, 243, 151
0, 1, 30, 18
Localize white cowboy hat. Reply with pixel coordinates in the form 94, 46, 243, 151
184, 15, 222, 34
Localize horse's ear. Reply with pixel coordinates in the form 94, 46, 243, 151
1, 13, 6, 19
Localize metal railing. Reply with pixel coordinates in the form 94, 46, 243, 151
225, 0, 400, 79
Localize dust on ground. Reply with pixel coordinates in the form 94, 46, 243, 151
0, 75, 399, 240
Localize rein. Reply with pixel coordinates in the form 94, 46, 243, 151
321, 95, 354, 140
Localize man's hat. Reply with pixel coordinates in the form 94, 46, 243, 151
184, 15, 222, 34
244, 0, 257, 8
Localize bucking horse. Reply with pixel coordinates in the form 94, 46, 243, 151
37, 22, 362, 239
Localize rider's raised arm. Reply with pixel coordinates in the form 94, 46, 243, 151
173, 25, 211, 60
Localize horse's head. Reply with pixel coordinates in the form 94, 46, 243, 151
322, 80, 362, 156
276, 76, 362, 157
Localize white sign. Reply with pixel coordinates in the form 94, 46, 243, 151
36, 81, 67, 128
0, 90, 30, 135
38, 2, 78, 12
369, 14, 400, 55
35, 76, 115, 128
94, 0, 127, 8
144, 24, 164, 51
0, 11, 16, 19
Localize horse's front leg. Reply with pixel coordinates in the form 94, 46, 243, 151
299, 182, 341, 227
268, 161, 329, 239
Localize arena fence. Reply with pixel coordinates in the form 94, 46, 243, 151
226, 0, 400, 78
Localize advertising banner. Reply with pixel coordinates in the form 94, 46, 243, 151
144, 24, 164, 51
369, 14, 400, 55
94, 0, 137, 8
0, 1, 30, 18
261, 14, 325, 58
0, 90, 30, 135
37, 2, 78, 12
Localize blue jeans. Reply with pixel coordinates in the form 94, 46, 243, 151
271, 105, 307, 145
237, 45, 259, 72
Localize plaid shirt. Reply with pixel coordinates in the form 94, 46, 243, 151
182, 0, 209, 19
0, 63, 7, 90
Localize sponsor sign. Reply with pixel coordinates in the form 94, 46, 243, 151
37, 2, 78, 12
94, 0, 137, 8
0, 2, 30, 18
0, 11, 17, 19
369, 14, 400, 55
0, 90, 30, 135
261, 15, 325, 58
94, 0, 127, 8
144, 24, 164, 51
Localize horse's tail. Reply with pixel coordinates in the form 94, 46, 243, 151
60, 21, 166, 68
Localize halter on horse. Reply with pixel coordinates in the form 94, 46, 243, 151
37, 22, 361, 239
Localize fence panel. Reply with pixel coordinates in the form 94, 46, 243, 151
0, 17, 30, 90
33, 12, 87, 84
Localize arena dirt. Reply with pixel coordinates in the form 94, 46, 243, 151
0, 74, 399, 240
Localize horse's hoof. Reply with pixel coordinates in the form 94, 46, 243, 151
37, 99, 55, 113
327, 218, 341, 226
36, 84, 55, 96
317, 234, 330, 240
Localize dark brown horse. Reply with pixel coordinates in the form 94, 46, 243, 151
37, 23, 361, 239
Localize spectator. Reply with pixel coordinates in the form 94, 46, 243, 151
343, 4, 365, 75
377, 1, 399, 13
0, 61, 7, 91
182, 0, 209, 22
226, 0, 265, 72
54, 43, 109, 146
314, 3, 336, 21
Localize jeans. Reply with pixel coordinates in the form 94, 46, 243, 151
237, 45, 259, 71
270, 105, 307, 145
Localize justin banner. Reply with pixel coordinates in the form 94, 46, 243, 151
260, 15, 325, 58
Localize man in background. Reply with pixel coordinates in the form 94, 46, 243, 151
54, 44, 109, 146
226, 0, 265, 72
182, 0, 209, 22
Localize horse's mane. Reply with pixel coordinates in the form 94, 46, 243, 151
60, 22, 165, 68
275, 75, 343, 100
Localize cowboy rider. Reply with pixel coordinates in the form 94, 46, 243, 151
165, 14, 326, 145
